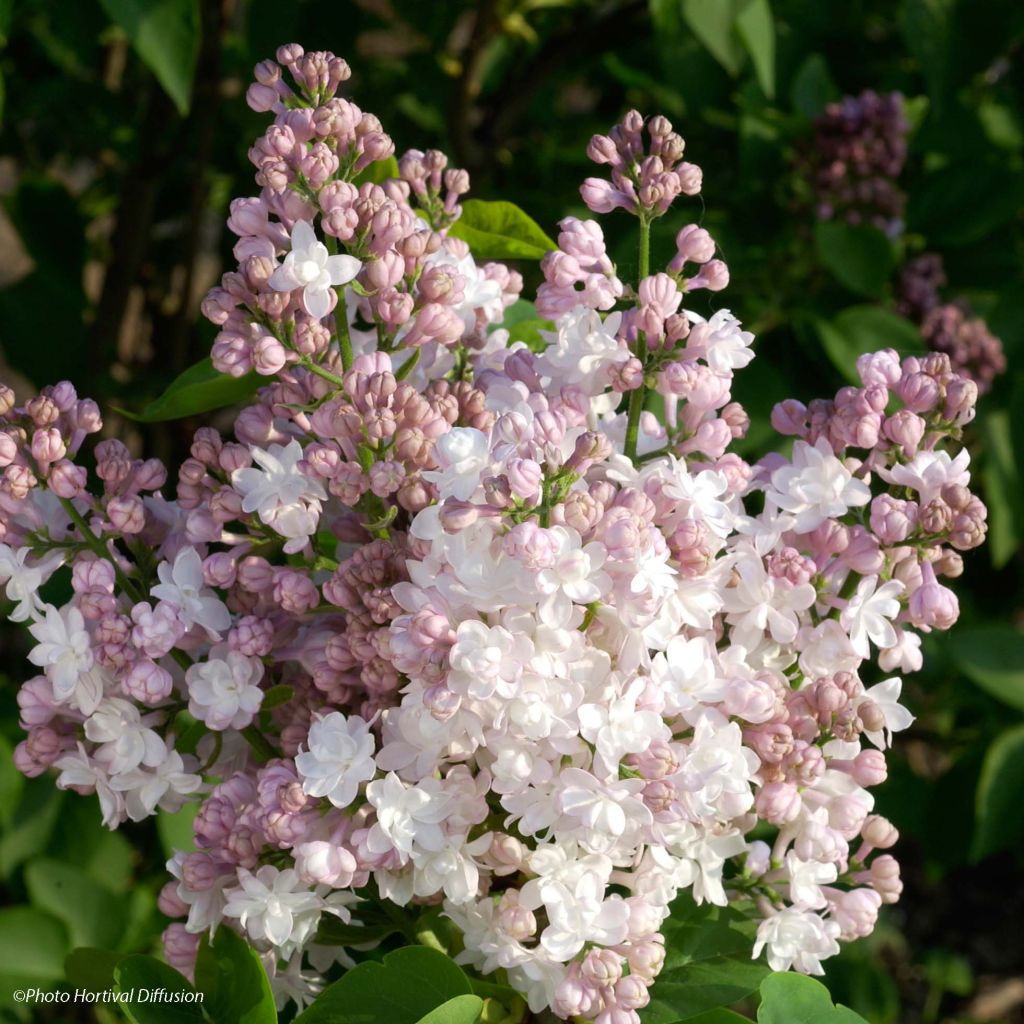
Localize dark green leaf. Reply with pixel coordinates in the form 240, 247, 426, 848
25, 858, 127, 949
641, 896, 767, 1023
115, 955, 206, 1023
65, 947, 126, 994
0, 734, 23, 829
814, 307, 923, 383
900, 0, 954, 110
813, 221, 896, 297
0, 907, 68, 1005
121, 358, 262, 422
757, 972, 869, 1024
157, 802, 199, 857
790, 54, 839, 117
98, 0, 200, 114
413, 995, 484, 1024
0, 779, 65, 879
979, 411, 1023, 568
448, 200, 556, 261
262, 684, 295, 710
294, 945, 473, 1024
195, 926, 276, 1024
950, 625, 1024, 710
735, 0, 775, 98
354, 155, 400, 186
907, 163, 1024, 246
972, 724, 1024, 860
682, 0, 745, 75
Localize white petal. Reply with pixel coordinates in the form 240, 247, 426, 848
303, 285, 331, 320
326, 254, 362, 286
270, 262, 300, 292
291, 219, 317, 253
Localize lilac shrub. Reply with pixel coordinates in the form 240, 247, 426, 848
0, 46, 989, 1021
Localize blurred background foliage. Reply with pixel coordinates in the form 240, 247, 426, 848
0, 0, 1021, 1021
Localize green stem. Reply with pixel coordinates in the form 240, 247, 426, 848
241, 725, 278, 763
637, 214, 651, 281
395, 346, 421, 382
58, 497, 145, 604
335, 289, 354, 371
624, 215, 653, 462
300, 357, 346, 388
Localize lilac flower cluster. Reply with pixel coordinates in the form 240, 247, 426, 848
800, 90, 909, 237
898, 254, 1007, 394
0, 46, 990, 1022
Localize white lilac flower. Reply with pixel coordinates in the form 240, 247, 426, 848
663, 460, 734, 537
0, 544, 63, 622
721, 546, 817, 649
650, 634, 727, 717
151, 546, 231, 638
686, 309, 755, 374
785, 851, 838, 909
765, 437, 871, 533
186, 647, 265, 731
269, 219, 361, 319
27, 603, 96, 708
752, 907, 841, 974
232, 440, 328, 553
447, 620, 530, 700
421, 427, 491, 501
577, 680, 670, 774
879, 448, 970, 506
859, 677, 914, 749
535, 527, 610, 623
223, 866, 326, 949
295, 712, 376, 808
538, 307, 627, 411
110, 748, 203, 821
365, 772, 453, 862
840, 575, 904, 658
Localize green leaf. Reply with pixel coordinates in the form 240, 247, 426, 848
65, 947, 126, 994
682, 0, 745, 76
979, 411, 1024, 568
194, 926, 276, 1024
0, 907, 68, 1005
813, 307, 923, 384
98, 0, 200, 115
735, 0, 775, 98
790, 54, 839, 117
685, 1012, 752, 1024
448, 199, 556, 261
121, 358, 262, 422
354, 155, 400, 186
413, 994, 484, 1024
0, 734, 23, 829
262, 684, 295, 710
294, 945, 473, 1024
907, 162, 1024, 246
641, 896, 768, 1023
158, 801, 200, 857
899, 0, 954, 110
494, 299, 554, 353
813, 221, 896, 297
757, 973, 868, 1024
25, 859, 127, 950
950, 626, 1024, 711
0, 779, 65, 879
972, 724, 1024, 860
115, 955, 206, 1023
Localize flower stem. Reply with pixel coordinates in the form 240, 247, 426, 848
624, 216, 653, 462
299, 357, 346, 388
336, 289, 354, 372
58, 497, 145, 605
